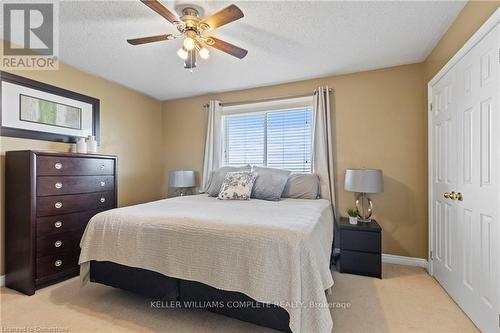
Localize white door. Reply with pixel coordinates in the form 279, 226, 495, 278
455, 25, 499, 332
431, 67, 460, 302
430, 22, 500, 333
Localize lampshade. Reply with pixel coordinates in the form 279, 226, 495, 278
169, 170, 195, 188
344, 169, 383, 193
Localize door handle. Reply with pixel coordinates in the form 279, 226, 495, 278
449, 191, 458, 200
456, 192, 463, 201
444, 192, 451, 199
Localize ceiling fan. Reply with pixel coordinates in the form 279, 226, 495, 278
127, 0, 248, 70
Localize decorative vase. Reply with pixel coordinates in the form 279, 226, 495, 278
76, 137, 87, 154
349, 216, 358, 224
87, 135, 97, 153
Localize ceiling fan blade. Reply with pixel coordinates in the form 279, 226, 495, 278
140, 0, 179, 25
127, 34, 174, 45
206, 37, 248, 59
200, 4, 243, 32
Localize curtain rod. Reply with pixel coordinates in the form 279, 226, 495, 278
202, 88, 333, 109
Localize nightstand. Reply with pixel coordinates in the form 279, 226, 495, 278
336, 217, 382, 278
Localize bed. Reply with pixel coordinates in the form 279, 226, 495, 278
79, 194, 334, 333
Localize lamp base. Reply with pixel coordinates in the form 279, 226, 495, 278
173, 187, 193, 197
355, 193, 373, 221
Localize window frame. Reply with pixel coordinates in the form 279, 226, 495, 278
221, 96, 314, 172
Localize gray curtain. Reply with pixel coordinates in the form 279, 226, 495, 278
201, 100, 223, 191
312, 87, 337, 214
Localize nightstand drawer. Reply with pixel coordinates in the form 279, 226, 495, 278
341, 229, 381, 253
340, 250, 381, 278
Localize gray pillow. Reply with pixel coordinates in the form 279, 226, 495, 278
206, 165, 251, 197
251, 166, 291, 201
281, 174, 320, 199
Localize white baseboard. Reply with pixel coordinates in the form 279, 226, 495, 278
382, 254, 428, 270
0, 275, 4, 287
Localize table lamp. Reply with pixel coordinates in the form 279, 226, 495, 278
344, 169, 384, 222
169, 170, 195, 196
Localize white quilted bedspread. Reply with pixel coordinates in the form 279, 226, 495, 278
79, 194, 334, 333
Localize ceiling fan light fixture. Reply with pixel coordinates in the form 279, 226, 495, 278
199, 47, 210, 59
183, 36, 196, 51
177, 47, 188, 60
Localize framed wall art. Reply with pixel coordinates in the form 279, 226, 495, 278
0, 71, 100, 143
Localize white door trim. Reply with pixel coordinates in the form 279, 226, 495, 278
428, 7, 500, 277
0, 275, 5, 287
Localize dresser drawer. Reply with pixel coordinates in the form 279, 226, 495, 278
36, 252, 80, 279
37, 156, 114, 176
37, 175, 114, 196
37, 191, 114, 217
37, 230, 83, 256
36, 209, 108, 235
340, 229, 381, 253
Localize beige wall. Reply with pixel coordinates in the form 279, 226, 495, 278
161, 0, 500, 260
163, 64, 428, 258
0, 62, 164, 275
424, 0, 499, 81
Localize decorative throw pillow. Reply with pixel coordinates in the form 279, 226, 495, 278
251, 166, 291, 201
281, 174, 320, 199
206, 165, 251, 197
218, 171, 256, 200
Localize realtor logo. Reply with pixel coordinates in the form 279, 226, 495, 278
2, 2, 59, 70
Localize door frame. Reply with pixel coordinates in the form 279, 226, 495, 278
428, 8, 500, 277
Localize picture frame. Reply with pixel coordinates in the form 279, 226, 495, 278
0, 71, 100, 143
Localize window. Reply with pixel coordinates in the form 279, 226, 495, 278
222, 97, 313, 173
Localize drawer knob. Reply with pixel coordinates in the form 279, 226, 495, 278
54, 260, 62, 267
54, 240, 62, 248
55, 163, 62, 170
54, 221, 62, 228
54, 202, 63, 209
55, 182, 63, 189
100, 197, 106, 203
100, 181, 106, 187
100, 164, 105, 170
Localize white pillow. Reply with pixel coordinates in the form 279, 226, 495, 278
218, 171, 256, 200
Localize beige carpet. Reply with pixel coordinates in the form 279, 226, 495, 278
1, 264, 477, 333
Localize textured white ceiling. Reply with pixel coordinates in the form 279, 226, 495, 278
58, 1, 466, 101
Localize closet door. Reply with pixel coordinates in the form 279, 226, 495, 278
431, 66, 460, 301
456, 25, 499, 332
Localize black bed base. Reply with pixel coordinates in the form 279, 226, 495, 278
90, 261, 292, 332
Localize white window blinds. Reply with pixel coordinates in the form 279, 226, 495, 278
223, 105, 313, 173
224, 113, 265, 166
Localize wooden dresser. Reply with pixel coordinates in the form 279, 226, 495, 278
5, 151, 117, 295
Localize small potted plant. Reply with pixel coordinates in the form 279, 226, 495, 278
347, 207, 359, 224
